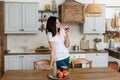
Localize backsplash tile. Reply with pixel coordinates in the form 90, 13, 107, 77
7, 23, 105, 50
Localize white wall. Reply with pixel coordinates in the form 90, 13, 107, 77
3, 0, 120, 51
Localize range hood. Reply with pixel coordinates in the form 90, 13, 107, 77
58, 0, 85, 23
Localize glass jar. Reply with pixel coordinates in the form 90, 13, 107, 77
53, 59, 57, 77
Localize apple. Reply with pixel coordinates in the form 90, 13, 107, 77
62, 70, 69, 77
57, 71, 63, 78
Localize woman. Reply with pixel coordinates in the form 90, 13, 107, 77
46, 16, 70, 70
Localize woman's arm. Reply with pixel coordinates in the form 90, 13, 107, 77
64, 28, 70, 48
46, 41, 55, 70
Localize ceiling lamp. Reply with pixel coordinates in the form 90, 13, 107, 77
85, 0, 102, 17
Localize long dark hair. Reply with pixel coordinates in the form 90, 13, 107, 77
46, 16, 60, 37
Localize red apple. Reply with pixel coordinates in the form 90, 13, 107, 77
62, 70, 69, 77
57, 71, 63, 78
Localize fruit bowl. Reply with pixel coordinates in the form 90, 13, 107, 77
48, 73, 70, 80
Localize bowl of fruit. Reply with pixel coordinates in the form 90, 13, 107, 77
48, 66, 70, 80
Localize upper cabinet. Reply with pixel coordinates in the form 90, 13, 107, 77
58, 0, 85, 23
5, 2, 39, 34
82, 4, 106, 33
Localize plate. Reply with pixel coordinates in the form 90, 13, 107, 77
48, 73, 70, 80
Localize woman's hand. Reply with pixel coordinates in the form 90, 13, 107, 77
64, 27, 70, 48
65, 27, 70, 36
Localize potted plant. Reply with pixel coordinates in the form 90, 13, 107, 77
94, 38, 102, 50
103, 31, 118, 48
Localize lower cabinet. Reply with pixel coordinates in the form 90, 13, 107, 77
70, 54, 86, 61
70, 54, 86, 68
4, 53, 108, 71
86, 53, 108, 68
38, 54, 50, 60
4, 55, 38, 71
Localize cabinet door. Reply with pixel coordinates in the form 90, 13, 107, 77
83, 4, 105, 33
22, 3, 38, 32
5, 3, 21, 33
95, 5, 106, 33
38, 55, 50, 60
22, 55, 38, 69
86, 53, 108, 68
83, 17, 94, 33
70, 54, 86, 68
70, 54, 86, 61
4, 55, 21, 71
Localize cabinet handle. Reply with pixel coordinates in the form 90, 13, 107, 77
19, 56, 24, 58
93, 29, 97, 31
19, 29, 22, 31
21, 29, 24, 31
96, 54, 99, 56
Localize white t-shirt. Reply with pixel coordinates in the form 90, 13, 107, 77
47, 28, 70, 61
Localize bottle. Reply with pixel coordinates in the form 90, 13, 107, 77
53, 58, 57, 77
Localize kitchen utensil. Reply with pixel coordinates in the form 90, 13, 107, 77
80, 36, 89, 49
111, 18, 116, 29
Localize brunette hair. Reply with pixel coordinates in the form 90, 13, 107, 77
46, 16, 60, 37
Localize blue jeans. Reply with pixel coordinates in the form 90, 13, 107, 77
56, 57, 70, 68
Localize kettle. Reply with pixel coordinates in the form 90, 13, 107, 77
73, 45, 79, 50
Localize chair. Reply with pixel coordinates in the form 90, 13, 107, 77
34, 59, 50, 70
71, 58, 92, 68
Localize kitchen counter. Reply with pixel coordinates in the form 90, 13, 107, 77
105, 48, 120, 59
4, 49, 107, 55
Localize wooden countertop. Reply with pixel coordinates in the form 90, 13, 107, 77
4, 49, 107, 55
105, 48, 120, 53
1, 68, 120, 80
105, 48, 120, 59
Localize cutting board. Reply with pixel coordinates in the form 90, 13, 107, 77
80, 37, 89, 49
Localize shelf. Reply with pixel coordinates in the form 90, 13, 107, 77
38, 10, 57, 13
106, 6, 120, 8
38, 10, 58, 32
39, 18, 48, 22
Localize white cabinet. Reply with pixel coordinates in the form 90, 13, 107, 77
5, 2, 39, 34
5, 55, 21, 71
86, 53, 108, 68
38, 54, 50, 60
22, 55, 38, 69
82, 4, 106, 33
70, 54, 86, 61
4, 55, 38, 71
70, 54, 86, 68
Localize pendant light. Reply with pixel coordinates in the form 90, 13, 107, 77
85, 0, 102, 17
